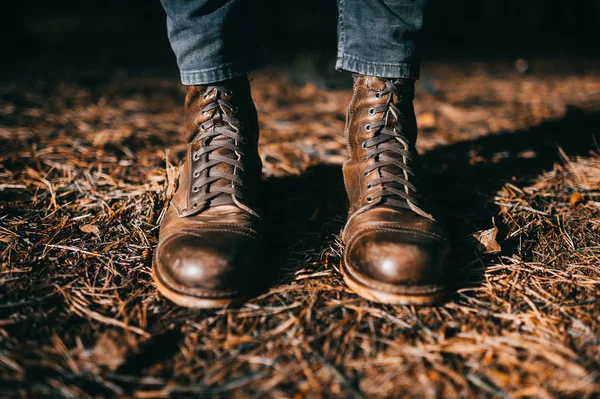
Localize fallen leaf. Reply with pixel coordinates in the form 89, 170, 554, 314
473, 226, 501, 254
570, 192, 584, 207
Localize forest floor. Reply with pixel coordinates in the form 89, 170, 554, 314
2, 57, 600, 397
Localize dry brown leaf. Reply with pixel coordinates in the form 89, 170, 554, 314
569, 192, 584, 207
473, 226, 501, 254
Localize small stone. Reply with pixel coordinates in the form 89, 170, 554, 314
80, 224, 100, 234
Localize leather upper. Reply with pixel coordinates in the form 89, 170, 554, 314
342, 75, 449, 292
172, 80, 262, 216
154, 76, 263, 299
343, 207, 448, 287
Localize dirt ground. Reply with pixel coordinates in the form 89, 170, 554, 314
1, 57, 600, 397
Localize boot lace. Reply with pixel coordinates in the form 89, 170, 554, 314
362, 79, 433, 219
189, 86, 253, 213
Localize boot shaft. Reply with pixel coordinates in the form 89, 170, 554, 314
344, 75, 417, 159
184, 76, 259, 144
343, 75, 421, 216
171, 76, 262, 217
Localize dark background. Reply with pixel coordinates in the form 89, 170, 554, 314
2, 0, 599, 75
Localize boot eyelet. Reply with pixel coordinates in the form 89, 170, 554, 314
361, 142, 367, 149
203, 93, 210, 99
193, 171, 200, 177
366, 196, 373, 202
365, 124, 371, 131
375, 91, 382, 99
192, 154, 199, 161
369, 108, 375, 115
192, 202, 198, 208
224, 90, 233, 96
364, 171, 370, 177
192, 186, 199, 192
367, 184, 373, 190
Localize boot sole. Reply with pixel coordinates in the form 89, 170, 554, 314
152, 259, 246, 309
340, 259, 449, 305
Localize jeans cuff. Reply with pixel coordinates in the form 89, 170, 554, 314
179, 56, 264, 85
336, 54, 420, 80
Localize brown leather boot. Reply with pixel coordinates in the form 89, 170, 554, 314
153, 76, 263, 308
341, 75, 450, 305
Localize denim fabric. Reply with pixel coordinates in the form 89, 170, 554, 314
160, 0, 265, 85
161, 0, 427, 85
336, 0, 427, 79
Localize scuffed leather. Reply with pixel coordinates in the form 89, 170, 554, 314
343, 207, 448, 287
172, 80, 262, 216
342, 75, 449, 291
155, 76, 262, 299
343, 75, 419, 215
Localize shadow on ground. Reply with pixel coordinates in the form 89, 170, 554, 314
2, 68, 600, 396
261, 107, 600, 292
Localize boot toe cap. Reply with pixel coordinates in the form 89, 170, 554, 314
156, 230, 259, 292
346, 230, 448, 286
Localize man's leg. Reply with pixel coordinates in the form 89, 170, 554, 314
154, 0, 265, 308
336, 0, 426, 80
161, 0, 264, 84
337, 0, 451, 304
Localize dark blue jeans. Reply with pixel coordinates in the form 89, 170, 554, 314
160, 0, 427, 85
